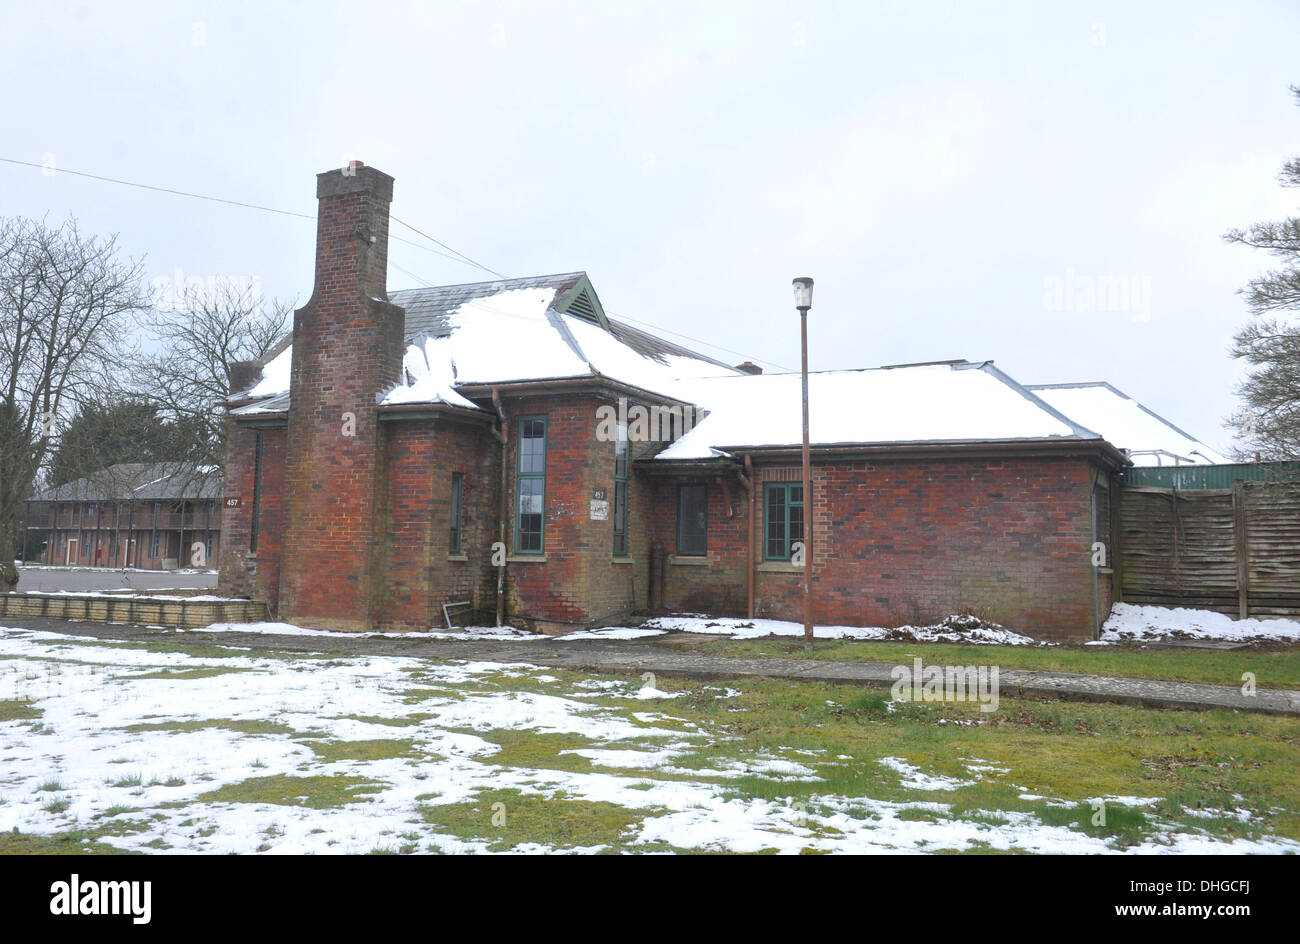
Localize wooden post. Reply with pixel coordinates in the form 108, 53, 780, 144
1110, 477, 1124, 603
1233, 480, 1250, 619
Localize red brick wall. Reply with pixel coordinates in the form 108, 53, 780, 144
278, 167, 404, 630
645, 455, 1106, 641
644, 475, 750, 616
378, 417, 499, 631
219, 426, 286, 611
499, 392, 649, 631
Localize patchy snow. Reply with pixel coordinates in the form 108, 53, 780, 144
1102, 603, 1300, 642
243, 346, 292, 399
382, 340, 479, 409
423, 626, 545, 641
2, 625, 1293, 855
879, 757, 975, 792
640, 614, 1038, 645
189, 621, 343, 637
1027, 383, 1227, 466
657, 364, 1089, 460
555, 628, 667, 641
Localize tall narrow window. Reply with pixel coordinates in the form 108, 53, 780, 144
764, 483, 804, 561
515, 416, 546, 553
249, 430, 263, 552
676, 484, 708, 556
449, 473, 464, 553
613, 422, 629, 556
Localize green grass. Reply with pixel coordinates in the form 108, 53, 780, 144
125, 667, 252, 681
301, 739, 422, 763
195, 774, 385, 809
0, 700, 42, 722
658, 636, 1300, 689
418, 788, 664, 852
0, 829, 136, 855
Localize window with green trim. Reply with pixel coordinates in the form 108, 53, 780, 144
764, 482, 804, 561
515, 416, 546, 553
449, 472, 464, 553
676, 484, 707, 556
613, 422, 629, 556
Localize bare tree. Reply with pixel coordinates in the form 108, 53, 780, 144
140, 280, 291, 487
0, 216, 146, 589
1224, 85, 1300, 459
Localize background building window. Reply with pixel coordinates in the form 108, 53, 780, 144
449, 472, 464, 553
515, 416, 546, 553
676, 484, 708, 556
613, 422, 629, 556
764, 483, 804, 561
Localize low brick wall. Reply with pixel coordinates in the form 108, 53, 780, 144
0, 593, 266, 628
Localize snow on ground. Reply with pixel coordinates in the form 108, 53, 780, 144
1102, 603, 1300, 643
640, 614, 1037, 645
555, 628, 667, 641
1, 625, 1292, 855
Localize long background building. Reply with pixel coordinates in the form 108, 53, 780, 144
23, 462, 223, 570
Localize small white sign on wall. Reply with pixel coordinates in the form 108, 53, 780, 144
590, 499, 609, 521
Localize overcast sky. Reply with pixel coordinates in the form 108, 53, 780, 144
4, 1, 1298, 455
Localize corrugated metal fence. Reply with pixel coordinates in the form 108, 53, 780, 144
1122, 461, 1300, 490
1115, 481, 1300, 617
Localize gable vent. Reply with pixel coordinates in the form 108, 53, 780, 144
565, 289, 600, 324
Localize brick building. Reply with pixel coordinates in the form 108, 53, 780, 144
218, 162, 1222, 641
25, 462, 222, 569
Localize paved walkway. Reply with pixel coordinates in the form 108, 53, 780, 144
8, 618, 1299, 717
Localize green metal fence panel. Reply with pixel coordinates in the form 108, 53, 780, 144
1122, 462, 1300, 490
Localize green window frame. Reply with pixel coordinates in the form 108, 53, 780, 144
613, 422, 629, 556
449, 472, 464, 553
764, 482, 804, 561
515, 416, 547, 553
676, 484, 708, 556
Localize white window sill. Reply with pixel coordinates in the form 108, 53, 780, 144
668, 555, 709, 566
757, 561, 804, 574
507, 555, 548, 563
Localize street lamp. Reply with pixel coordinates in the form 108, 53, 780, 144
792, 277, 814, 650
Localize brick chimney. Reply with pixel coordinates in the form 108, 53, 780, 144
735, 361, 763, 375
278, 162, 405, 630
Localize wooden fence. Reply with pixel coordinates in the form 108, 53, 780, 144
1115, 482, 1300, 617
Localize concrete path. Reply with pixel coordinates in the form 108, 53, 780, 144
7, 618, 1299, 717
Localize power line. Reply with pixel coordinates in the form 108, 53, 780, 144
0, 156, 482, 267
0, 156, 315, 220
390, 215, 506, 280
4, 155, 788, 371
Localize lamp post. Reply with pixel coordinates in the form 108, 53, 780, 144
792, 277, 814, 650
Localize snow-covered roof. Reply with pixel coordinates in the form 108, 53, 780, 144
31, 462, 223, 502
655, 362, 1102, 460
1026, 383, 1228, 466
229, 275, 738, 417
